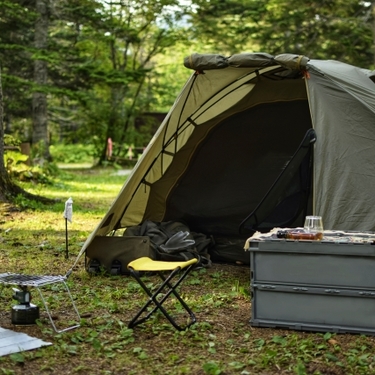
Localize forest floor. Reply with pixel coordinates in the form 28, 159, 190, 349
0, 167, 374, 375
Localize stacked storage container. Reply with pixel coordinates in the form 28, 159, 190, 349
249, 236, 375, 335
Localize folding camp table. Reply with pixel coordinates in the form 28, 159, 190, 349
0, 272, 81, 333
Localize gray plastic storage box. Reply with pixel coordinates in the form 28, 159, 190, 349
249, 237, 375, 335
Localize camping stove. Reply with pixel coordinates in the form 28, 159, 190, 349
11, 287, 40, 325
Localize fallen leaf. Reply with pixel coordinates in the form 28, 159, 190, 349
328, 339, 339, 345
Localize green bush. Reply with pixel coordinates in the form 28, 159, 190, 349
50, 144, 96, 164
4, 149, 60, 185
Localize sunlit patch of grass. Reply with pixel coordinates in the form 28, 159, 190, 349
16, 167, 128, 215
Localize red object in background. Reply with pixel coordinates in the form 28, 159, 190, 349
107, 138, 113, 159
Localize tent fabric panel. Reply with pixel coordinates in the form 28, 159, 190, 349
195, 83, 256, 124
308, 59, 375, 112
190, 66, 306, 127
307, 69, 375, 231
117, 184, 151, 229
238, 77, 308, 108
172, 68, 262, 125
189, 66, 297, 127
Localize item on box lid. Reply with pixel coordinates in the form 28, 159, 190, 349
304, 215, 324, 238
276, 229, 323, 240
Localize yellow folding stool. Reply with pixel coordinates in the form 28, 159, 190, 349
127, 257, 198, 331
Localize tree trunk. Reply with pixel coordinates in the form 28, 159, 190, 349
0, 67, 56, 204
0, 67, 12, 202
32, 0, 51, 161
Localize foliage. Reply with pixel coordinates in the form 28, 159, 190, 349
3, 134, 21, 147
189, 0, 375, 68
256, 0, 374, 67
4, 150, 30, 175
66, 0, 189, 162
0, 0, 191, 164
49, 142, 144, 167
0, 0, 36, 121
149, 42, 195, 113
3, 135, 59, 185
189, 0, 265, 54
50, 144, 96, 164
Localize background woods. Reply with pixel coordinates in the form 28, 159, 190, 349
0, 0, 375, 200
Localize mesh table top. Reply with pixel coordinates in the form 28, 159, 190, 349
0, 273, 66, 287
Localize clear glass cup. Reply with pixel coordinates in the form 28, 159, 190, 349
304, 215, 324, 240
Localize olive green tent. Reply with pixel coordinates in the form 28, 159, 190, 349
78, 52, 375, 267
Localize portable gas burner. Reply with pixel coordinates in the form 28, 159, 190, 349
11, 286, 40, 325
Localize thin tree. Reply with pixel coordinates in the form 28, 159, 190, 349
0, 67, 12, 202
32, 0, 51, 161
0, 67, 55, 204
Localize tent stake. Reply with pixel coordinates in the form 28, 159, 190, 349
65, 218, 69, 259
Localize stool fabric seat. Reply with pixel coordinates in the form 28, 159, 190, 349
127, 256, 198, 331
128, 257, 197, 272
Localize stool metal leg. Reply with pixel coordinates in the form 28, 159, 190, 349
128, 264, 196, 331
157, 270, 196, 324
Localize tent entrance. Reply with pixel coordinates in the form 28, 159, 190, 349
162, 100, 313, 237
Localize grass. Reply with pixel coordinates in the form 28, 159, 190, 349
0, 167, 375, 374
